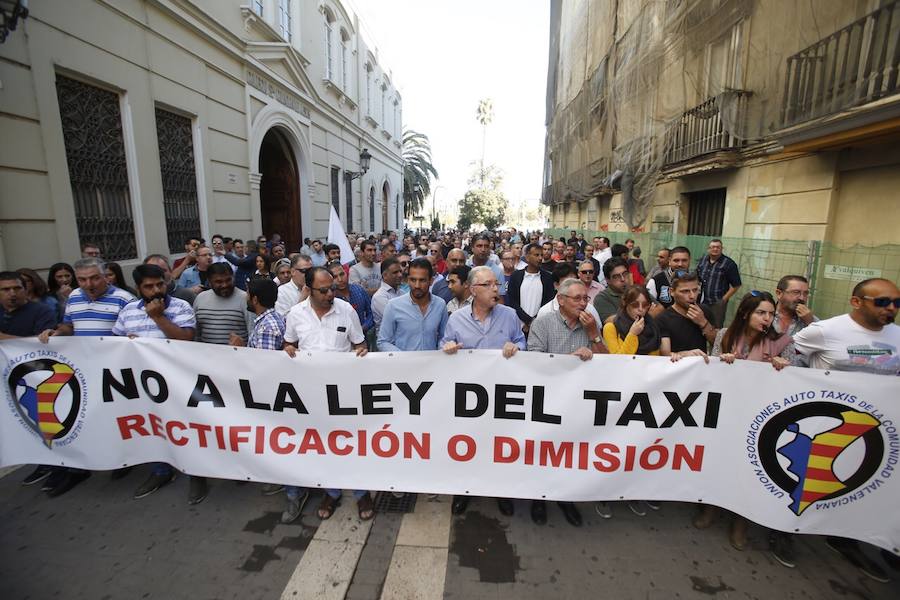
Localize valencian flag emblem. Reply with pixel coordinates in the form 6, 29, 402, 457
778, 409, 880, 515
7, 359, 82, 448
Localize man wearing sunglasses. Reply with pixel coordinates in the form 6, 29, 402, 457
793, 278, 900, 374
275, 254, 312, 317
792, 278, 900, 582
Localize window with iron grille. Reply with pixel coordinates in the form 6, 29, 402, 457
331, 167, 340, 215
55, 74, 137, 261
154, 107, 201, 254
344, 172, 353, 229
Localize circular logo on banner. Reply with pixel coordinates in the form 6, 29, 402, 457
4, 356, 87, 449
758, 401, 884, 515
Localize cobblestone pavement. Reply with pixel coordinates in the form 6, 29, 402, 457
1, 465, 898, 600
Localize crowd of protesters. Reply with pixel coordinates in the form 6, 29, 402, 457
0, 227, 898, 582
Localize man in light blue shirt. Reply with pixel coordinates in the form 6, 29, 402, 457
377, 258, 447, 352
441, 265, 525, 518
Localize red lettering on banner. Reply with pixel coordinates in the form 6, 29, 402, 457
298, 429, 325, 454
214, 425, 226, 450
229, 425, 251, 451
327, 430, 353, 455
255, 426, 265, 454
189, 422, 211, 447
539, 441, 573, 468
593, 443, 620, 472
166, 420, 188, 446
117, 414, 149, 439
403, 432, 430, 459
448, 434, 476, 461
149, 413, 166, 438
494, 436, 519, 463
270, 427, 296, 454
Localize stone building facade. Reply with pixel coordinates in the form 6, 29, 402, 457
0, 0, 403, 269
543, 0, 900, 244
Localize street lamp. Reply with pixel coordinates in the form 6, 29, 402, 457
431, 185, 445, 229
347, 148, 372, 180
0, 0, 29, 43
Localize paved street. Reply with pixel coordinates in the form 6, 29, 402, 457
1, 464, 898, 600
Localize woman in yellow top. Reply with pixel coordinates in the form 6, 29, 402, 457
601, 286, 660, 356
596, 285, 661, 520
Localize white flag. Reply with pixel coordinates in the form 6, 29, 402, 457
327, 205, 354, 265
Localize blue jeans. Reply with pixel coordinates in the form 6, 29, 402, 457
326, 489, 367, 500
285, 485, 308, 500
152, 463, 173, 476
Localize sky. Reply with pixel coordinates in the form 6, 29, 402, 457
350, 0, 550, 218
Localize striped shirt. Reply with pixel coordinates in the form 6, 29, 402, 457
63, 285, 136, 336
112, 296, 195, 339
193, 288, 253, 344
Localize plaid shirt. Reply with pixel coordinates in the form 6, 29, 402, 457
336, 283, 374, 332
527, 309, 592, 354
697, 254, 741, 304
247, 308, 285, 350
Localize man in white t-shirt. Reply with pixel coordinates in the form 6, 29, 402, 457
793, 277, 899, 582
793, 278, 900, 375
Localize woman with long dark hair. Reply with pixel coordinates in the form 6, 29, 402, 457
602, 285, 660, 355
695, 290, 793, 549
105, 262, 137, 296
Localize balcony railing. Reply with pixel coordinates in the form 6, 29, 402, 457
781, 0, 900, 128
664, 90, 751, 165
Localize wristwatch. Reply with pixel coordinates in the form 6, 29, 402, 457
591, 336, 603, 344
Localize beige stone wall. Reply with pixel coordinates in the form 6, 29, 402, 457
546, 0, 895, 246
0, 0, 403, 272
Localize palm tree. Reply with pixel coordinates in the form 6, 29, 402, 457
402, 130, 438, 218
475, 98, 493, 186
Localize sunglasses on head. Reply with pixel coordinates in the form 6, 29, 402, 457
862, 295, 900, 308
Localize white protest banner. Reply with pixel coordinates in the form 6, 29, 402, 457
1, 337, 899, 552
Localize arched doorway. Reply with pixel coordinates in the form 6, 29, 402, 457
259, 128, 301, 251
381, 182, 390, 232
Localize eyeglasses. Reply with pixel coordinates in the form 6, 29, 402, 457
472, 282, 500, 288
560, 294, 590, 302
312, 285, 337, 294
609, 272, 627, 281
862, 296, 900, 308
293, 267, 309, 273
579, 270, 594, 274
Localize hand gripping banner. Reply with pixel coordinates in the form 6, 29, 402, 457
1, 337, 899, 552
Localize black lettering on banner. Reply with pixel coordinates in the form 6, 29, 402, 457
495, 384, 526, 420
660, 391, 700, 427
274, 383, 308, 413
584, 391, 620, 425
102, 368, 139, 402
455, 383, 488, 418
395, 381, 433, 415
140, 370, 168, 404
616, 393, 658, 428
704, 392, 722, 428
187, 374, 225, 407
531, 386, 561, 424
326, 384, 357, 415
362, 383, 393, 415
240, 379, 270, 411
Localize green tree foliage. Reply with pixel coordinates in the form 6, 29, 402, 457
458, 164, 506, 231
402, 130, 438, 218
